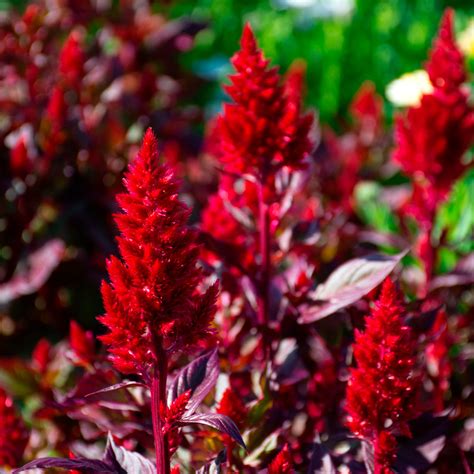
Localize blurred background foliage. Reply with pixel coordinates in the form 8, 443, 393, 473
3, 0, 474, 123
155, 0, 474, 125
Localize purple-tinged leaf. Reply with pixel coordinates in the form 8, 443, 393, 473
104, 433, 155, 474
299, 251, 407, 323
406, 305, 442, 334
167, 349, 219, 415
13, 457, 119, 473
85, 380, 146, 398
362, 441, 375, 474
395, 413, 449, 472
358, 230, 409, 249
0, 239, 65, 304
180, 413, 246, 448
308, 437, 336, 474
429, 253, 474, 291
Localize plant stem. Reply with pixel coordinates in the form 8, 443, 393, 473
151, 344, 170, 474
257, 176, 271, 356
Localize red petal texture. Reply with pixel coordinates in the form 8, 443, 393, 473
69, 320, 95, 365
345, 278, 418, 473
217, 23, 313, 173
58, 30, 84, 88
426, 9, 466, 91
268, 444, 294, 474
0, 388, 29, 468
99, 129, 217, 374
217, 387, 248, 430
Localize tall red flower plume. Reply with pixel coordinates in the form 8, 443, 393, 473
217, 23, 313, 173
0, 388, 29, 468
393, 9, 474, 198
59, 30, 84, 88
99, 129, 218, 375
426, 9, 466, 91
392, 9, 474, 284
346, 278, 418, 474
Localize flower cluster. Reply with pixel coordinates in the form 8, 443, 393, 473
99, 129, 217, 375
346, 279, 418, 473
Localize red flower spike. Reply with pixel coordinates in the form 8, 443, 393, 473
0, 388, 29, 468
99, 128, 217, 375
32, 338, 51, 373
217, 387, 248, 430
69, 320, 95, 365
392, 9, 474, 287
10, 137, 32, 177
426, 9, 466, 91
346, 278, 418, 474
59, 30, 84, 88
217, 23, 313, 173
268, 444, 294, 474
165, 390, 191, 428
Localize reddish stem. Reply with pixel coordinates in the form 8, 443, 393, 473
151, 343, 170, 474
257, 177, 271, 352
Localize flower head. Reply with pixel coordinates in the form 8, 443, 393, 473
393, 9, 474, 199
346, 278, 418, 473
99, 129, 217, 374
59, 30, 84, 88
217, 24, 313, 174
426, 9, 466, 91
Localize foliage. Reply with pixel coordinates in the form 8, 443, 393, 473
0, 1, 473, 473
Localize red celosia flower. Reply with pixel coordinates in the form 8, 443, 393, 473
0, 388, 29, 468
10, 136, 32, 177
99, 128, 218, 375
32, 338, 52, 373
69, 320, 95, 366
425, 9, 466, 92
217, 387, 248, 430
59, 30, 84, 88
217, 23, 313, 174
45, 86, 66, 132
268, 444, 294, 474
392, 9, 474, 285
346, 278, 418, 474
393, 9, 474, 200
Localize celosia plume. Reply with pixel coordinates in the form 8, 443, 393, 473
99, 128, 217, 375
346, 278, 418, 473
0, 388, 29, 468
217, 387, 248, 430
392, 9, 474, 283
426, 9, 466, 91
58, 30, 84, 88
217, 23, 313, 174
